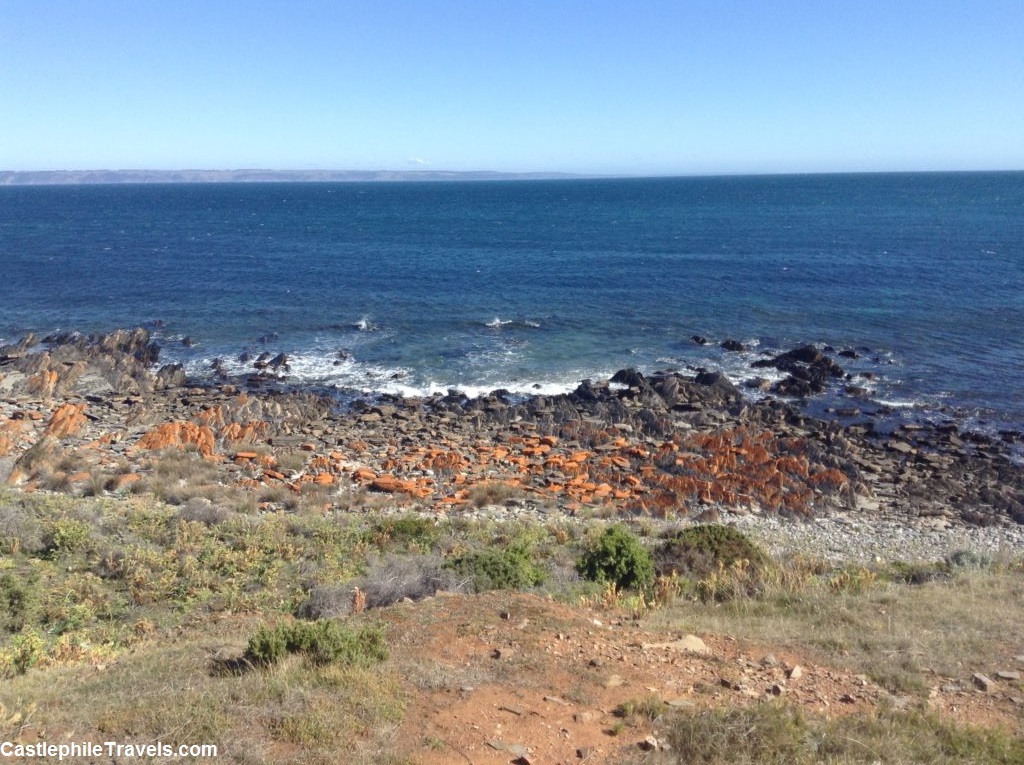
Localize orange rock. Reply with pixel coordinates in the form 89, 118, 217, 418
26, 369, 58, 398
539, 435, 559, 447
353, 467, 376, 483
264, 469, 285, 481
196, 406, 225, 428
134, 421, 216, 457
370, 475, 418, 494
312, 473, 334, 485
569, 451, 590, 463
111, 473, 141, 490
44, 403, 88, 439
220, 420, 269, 444
67, 471, 91, 484
233, 451, 259, 461
309, 455, 332, 472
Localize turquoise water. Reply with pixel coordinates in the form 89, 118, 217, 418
1, 172, 1022, 432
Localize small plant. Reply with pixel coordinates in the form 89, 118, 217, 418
576, 525, 654, 592
827, 566, 877, 594
653, 524, 769, 580
244, 620, 387, 668
0, 503, 44, 555
9, 629, 45, 675
614, 695, 666, 723
447, 541, 545, 592
0, 571, 42, 633
369, 515, 439, 553
696, 559, 762, 603
44, 518, 93, 556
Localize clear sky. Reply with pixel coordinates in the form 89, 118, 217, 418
2, 1, 1022, 175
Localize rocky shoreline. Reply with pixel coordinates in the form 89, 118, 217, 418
1, 328, 1022, 562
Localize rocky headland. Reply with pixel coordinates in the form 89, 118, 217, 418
1, 328, 1022, 562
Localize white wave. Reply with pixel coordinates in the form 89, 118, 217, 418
484, 317, 541, 329
352, 316, 378, 332
871, 397, 925, 409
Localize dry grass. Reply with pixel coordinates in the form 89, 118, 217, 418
646, 558, 1024, 695
0, 615, 406, 765
624, 701, 1024, 765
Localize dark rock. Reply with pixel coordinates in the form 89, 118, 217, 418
610, 368, 647, 388
690, 335, 709, 345
720, 339, 746, 352
753, 344, 824, 369
694, 371, 742, 402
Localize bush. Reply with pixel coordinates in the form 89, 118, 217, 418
44, 518, 94, 556
298, 553, 464, 619
0, 571, 42, 633
369, 515, 439, 553
576, 525, 654, 592
653, 524, 768, 580
244, 621, 388, 668
359, 553, 460, 608
9, 629, 45, 675
0, 503, 44, 555
447, 542, 545, 593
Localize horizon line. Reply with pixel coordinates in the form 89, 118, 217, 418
1, 167, 1022, 186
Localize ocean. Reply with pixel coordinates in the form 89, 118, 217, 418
1, 172, 1022, 437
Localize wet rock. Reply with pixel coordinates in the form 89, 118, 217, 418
611, 368, 647, 388
720, 339, 746, 352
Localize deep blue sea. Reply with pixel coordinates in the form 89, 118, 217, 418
2, 173, 1022, 435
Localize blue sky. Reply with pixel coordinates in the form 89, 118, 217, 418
2, 1, 1022, 175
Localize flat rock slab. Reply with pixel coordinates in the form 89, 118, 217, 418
642, 635, 710, 655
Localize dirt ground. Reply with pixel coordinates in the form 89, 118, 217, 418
375, 591, 1022, 764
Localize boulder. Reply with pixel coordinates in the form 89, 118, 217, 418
610, 368, 647, 388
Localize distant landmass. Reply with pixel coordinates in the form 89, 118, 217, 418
0, 169, 584, 185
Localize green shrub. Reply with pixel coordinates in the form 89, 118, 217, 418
244, 621, 388, 668
0, 571, 42, 633
653, 524, 769, 580
447, 541, 545, 593
44, 518, 93, 556
369, 515, 439, 553
576, 525, 654, 592
245, 624, 288, 666
9, 629, 45, 675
